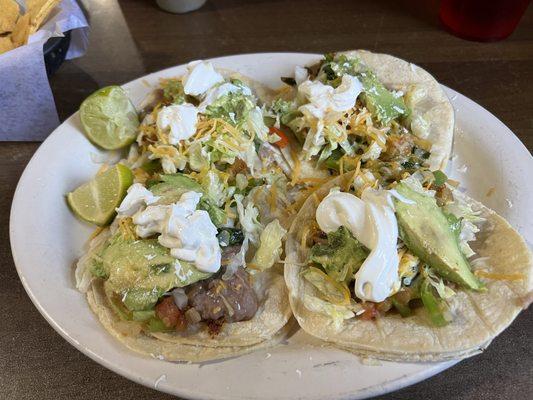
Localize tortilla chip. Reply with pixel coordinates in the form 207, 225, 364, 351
0, 36, 14, 55
10, 12, 30, 48
0, 0, 20, 34
27, 0, 61, 34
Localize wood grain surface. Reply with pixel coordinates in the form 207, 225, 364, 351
2, 1, 531, 399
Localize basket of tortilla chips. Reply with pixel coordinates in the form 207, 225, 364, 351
0, 0, 64, 56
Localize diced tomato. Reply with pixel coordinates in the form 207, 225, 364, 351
376, 299, 392, 313
269, 127, 289, 148
155, 296, 186, 330
360, 302, 379, 320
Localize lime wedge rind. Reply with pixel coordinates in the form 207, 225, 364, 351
67, 164, 133, 226
80, 86, 140, 150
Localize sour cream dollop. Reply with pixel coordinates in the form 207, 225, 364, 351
298, 75, 363, 120
182, 60, 224, 96
157, 103, 198, 144
120, 190, 221, 273
116, 183, 160, 216
316, 189, 400, 302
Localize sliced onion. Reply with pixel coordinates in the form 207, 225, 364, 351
171, 288, 188, 310
223, 239, 248, 280
185, 308, 202, 324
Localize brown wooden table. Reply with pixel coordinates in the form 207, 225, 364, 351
2, 1, 532, 399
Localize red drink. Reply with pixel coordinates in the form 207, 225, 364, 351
440, 0, 530, 41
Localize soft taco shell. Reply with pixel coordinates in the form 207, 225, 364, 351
86, 212, 291, 359
284, 174, 532, 362
339, 50, 454, 171
84, 70, 293, 360
88, 279, 295, 362
279, 50, 454, 175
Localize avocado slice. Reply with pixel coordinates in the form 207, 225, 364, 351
150, 173, 227, 227
150, 174, 203, 203
122, 287, 162, 311
357, 71, 409, 125
101, 237, 212, 311
393, 183, 482, 290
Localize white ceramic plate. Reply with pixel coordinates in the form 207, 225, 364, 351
10, 53, 533, 400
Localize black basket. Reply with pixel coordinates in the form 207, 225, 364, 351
44, 30, 71, 76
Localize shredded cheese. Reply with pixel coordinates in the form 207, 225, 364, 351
413, 136, 432, 151
89, 226, 105, 241
474, 270, 525, 281
118, 217, 138, 241
343, 169, 358, 192
291, 156, 302, 186
224, 198, 237, 220
133, 167, 150, 184
246, 263, 261, 270
298, 177, 327, 184
96, 164, 110, 175
300, 224, 312, 249
268, 183, 278, 213
148, 144, 178, 158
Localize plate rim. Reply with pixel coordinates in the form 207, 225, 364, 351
9, 52, 531, 400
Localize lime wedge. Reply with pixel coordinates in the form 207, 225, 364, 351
80, 86, 139, 150
67, 164, 133, 226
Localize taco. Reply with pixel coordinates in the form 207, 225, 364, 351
265, 50, 454, 187
284, 171, 532, 361
72, 60, 296, 362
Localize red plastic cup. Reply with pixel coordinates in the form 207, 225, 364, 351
439, 0, 530, 41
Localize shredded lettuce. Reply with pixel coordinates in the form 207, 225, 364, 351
352, 170, 377, 195
317, 54, 362, 87
400, 172, 436, 198
75, 229, 111, 293
443, 199, 485, 258
246, 106, 269, 142
270, 98, 301, 127
188, 141, 208, 171
423, 267, 456, 300
360, 141, 383, 162
314, 124, 343, 163
234, 194, 262, 245
303, 294, 355, 329
235, 173, 248, 191
201, 170, 228, 207
238, 142, 263, 176
161, 157, 177, 174
251, 219, 287, 270
148, 149, 187, 174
